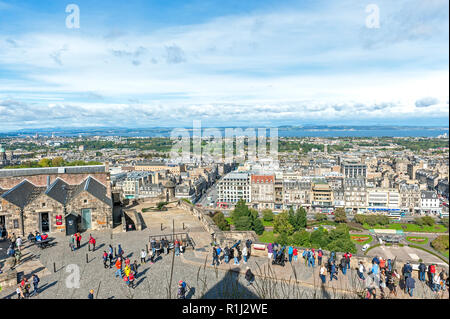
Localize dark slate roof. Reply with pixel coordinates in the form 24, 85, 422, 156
1, 180, 46, 209
45, 178, 74, 205
0, 165, 106, 178
70, 176, 112, 207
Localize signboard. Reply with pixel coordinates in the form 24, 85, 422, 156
56, 215, 63, 225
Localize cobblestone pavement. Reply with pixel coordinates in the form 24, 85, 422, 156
0, 229, 448, 299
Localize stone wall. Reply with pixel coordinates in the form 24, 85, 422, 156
178, 200, 224, 244
66, 192, 112, 231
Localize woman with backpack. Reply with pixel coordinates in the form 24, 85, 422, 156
177, 281, 187, 299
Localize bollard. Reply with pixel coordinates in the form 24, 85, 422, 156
86, 253, 89, 263
53, 262, 56, 273
146, 244, 149, 254
114, 247, 117, 257
183, 222, 185, 230
161, 223, 163, 231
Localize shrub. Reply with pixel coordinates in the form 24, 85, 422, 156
262, 209, 274, 222
212, 212, 230, 231
431, 235, 449, 252
314, 213, 328, 222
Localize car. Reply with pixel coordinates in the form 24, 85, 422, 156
362, 244, 370, 252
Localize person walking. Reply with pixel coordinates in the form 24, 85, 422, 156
405, 275, 415, 297
223, 245, 230, 264
308, 250, 315, 268
340, 256, 347, 275
88, 234, 96, 252
344, 252, 352, 270
128, 272, 136, 289
211, 246, 219, 266
267, 243, 273, 260
432, 273, 441, 293
245, 267, 255, 286
177, 281, 187, 299
418, 262, 427, 282
102, 251, 109, 268
16, 236, 23, 251
108, 245, 114, 268
140, 249, 147, 264
115, 257, 123, 278
175, 240, 181, 256
330, 262, 338, 281
293, 247, 298, 262
76, 232, 81, 249
88, 289, 94, 299
150, 238, 156, 256
31, 274, 40, 296
242, 246, 248, 264
358, 261, 366, 280
319, 264, 327, 284
216, 245, 222, 264
69, 234, 75, 251
317, 248, 323, 266
428, 264, 436, 287
388, 269, 400, 297
117, 244, 124, 259
233, 247, 239, 265
288, 246, 293, 263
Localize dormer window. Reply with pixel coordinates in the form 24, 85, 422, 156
84, 199, 88, 204
42, 203, 46, 208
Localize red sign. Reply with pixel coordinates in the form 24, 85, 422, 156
56, 215, 63, 226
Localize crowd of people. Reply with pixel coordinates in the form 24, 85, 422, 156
210, 239, 253, 266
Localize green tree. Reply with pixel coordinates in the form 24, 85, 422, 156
288, 207, 307, 231
38, 158, 52, 167
51, 157, 64, 167
291, 230, 311, 247
334, 207, 347, 223
273, 211, 294, 235
442, 217, 449, 228
277, 232, 290, 246
421, 216, 435, 226
156, 201, 168, 211
212, 212, 230, 231
253, 218, 265, 235
262, 209, 274, 222
235, 216, 252, 231
310, 227, 329, 248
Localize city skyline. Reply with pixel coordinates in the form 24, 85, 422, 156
0, 0, 449, 130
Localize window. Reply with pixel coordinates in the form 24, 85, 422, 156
13, 219, 19, 229
84, 199, 88, 204
42, 202, 46, 208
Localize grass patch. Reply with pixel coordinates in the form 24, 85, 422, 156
261, 220, 274, 227
363, 223, 448, 233
225, 217, 234, 225
406, 236, 429, 245
408, 244, 449, 264
258, 231, 277, 243
350, 234, 373, 245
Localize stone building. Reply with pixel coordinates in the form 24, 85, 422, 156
0, 176, 112, 236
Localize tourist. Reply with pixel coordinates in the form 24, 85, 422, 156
118, 244, 124, 259
303, 249, 309, 266
439, 269, 447, 291
16, 284, 24, 299
386, 258, 392, 272
140, 249, 147, 264
371, 260, 380, 280
372, 255, 379, 265
128, 272, 136, 289
308, 250, 315, 268
212, 246, 219, 266
402, 262, 412, 281
245, 267, 255, 286
76, 232, 81, 249
216, 245, 222, 264
102, 251, 108, 268
242, 245, 248, 264
288, 246, 293, 263
16, 236, 23, 251
236, 245, 242, 263
224, 245, 230, 264
132, 260, 139, 275
123, 275, 130, 287
245, 239, 252, 257
358, 261, 366, 280
175, 239, 181, 256
7, 244, 14, 257
88, 289, 94, 299
432, 273, 441, 293
267, 243, 273, 260
388, 269, 400, 297
317, 248, 323, 266
150, 238, 156, 256
69, 234, 75, 251
293, 247, 298, 262
177, 281, 186, 299
340, 256, 347, 275
344, 252, 352, 270
108, 245, 114, 267
233, 247, 239, 265
162, 237, 168, 255
428, 263, 436, 287
418, 262, 427, 282
31, 274, 40, 296
405, 275, 415, 297
330, 262, 338, 281
88, 234, 96, 251
115, 257, 123, 278
379, 257, 386, 271
319, 264, 327, 284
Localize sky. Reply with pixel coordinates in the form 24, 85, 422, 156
0, 0, 449, 131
